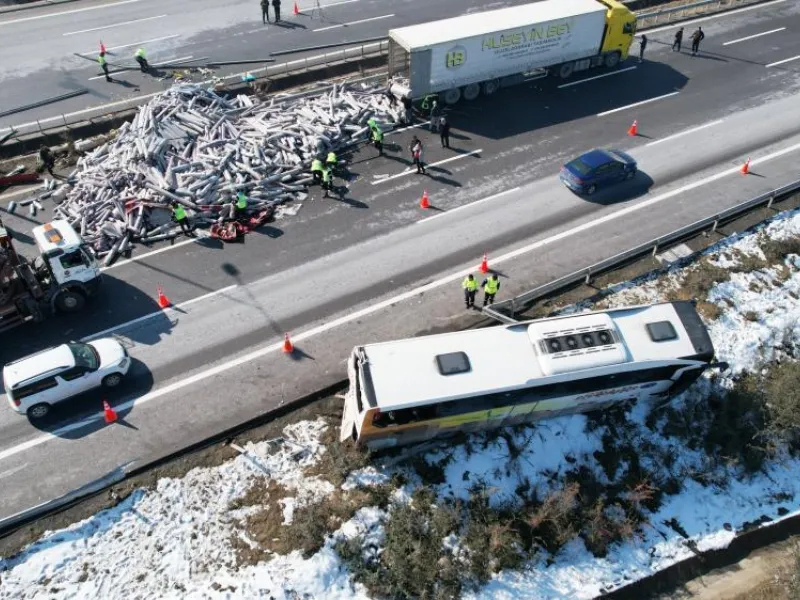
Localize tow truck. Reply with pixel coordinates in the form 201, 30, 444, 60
0, 218, 102, 332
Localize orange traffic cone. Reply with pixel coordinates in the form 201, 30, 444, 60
293, 1, 299, 15
420, 189, 430, 209
627, 120, 638, 137
103, 400, 117, 424
282, 333, 294, 354
740, 157, 750, 175
156, 286, 171, 309
100, 40, 106, 54
479, 253, 489, 274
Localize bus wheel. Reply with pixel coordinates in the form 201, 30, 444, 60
483, 79, 500, 95
443, 87, 461, 105
463, 83, 480, 101
604, 51, 621, 68
558, 62, 574, 79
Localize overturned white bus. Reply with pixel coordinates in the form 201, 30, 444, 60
340, 301, 723, 450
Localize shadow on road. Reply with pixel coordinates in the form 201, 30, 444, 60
448, 62, 689, 141
566, 171, 656, 205
0, 273, 169, 365
27, 357, 154, 437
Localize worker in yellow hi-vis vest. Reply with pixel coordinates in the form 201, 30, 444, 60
135, 48, 149, 72
462, 274, 478, 309
482, 274, 500, 306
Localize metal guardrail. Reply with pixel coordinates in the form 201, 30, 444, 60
635, 0, 767, 28
483, 178, 800, 324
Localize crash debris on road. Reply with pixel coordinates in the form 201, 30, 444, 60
8, 82, 400, 263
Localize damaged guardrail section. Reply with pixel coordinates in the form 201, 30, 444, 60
482, 178, 800, 324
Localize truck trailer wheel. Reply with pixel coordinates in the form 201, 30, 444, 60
54, 290, 86, 313
558, 62, 574, 79
604, 52, 621, 68
483, 79, 500, 95
443, 88, 461, 105
463, 83, 481, 101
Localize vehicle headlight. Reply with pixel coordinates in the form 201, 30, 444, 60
117, 358, 129, 369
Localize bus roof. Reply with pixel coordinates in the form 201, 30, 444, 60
388, 0, 606, 52
358, 302, 705, 411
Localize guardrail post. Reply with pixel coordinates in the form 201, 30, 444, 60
767, 193, 775, 209
62, 114, 68, 130
510, 298, 516, 318
710, 218, 719, 234
584, 269, 592, 286
651, 240, 659, 257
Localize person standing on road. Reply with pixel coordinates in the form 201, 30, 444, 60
439, 116, 451, 148
638, 35, 647, 62
261, 0, 271, 23
311, 156, 324, 184
135, 48, 149, 72
38, 146, 56, 177
401, 95, 413, 124
482, 274, 500, 306
321, 166, 333, 198
462, 274, 478, 309
172, 201, 194, 236
98, 51, 112, 82
368, 119, 384, 156
690, 27, 704, 55
429, 99, 440, 132
410, 136, 426, 174
672, 27, 684, 52
272, 0, 281, 22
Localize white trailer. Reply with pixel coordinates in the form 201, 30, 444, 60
387, 0, 636, 104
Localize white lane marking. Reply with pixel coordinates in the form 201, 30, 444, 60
100, 236, 201, 271
81, 285, 238, 341
766, 54, 800, 68
417, 187, 521, 224
321, 0, 361, 6
81, 34, 180, 55
0, 0, 141, 26
723, 27, 785, 45
558, 66, 637, 89
88, 55, 194, 80
645, 119, 725, 146
5, 140, 800, 463
0, 463, 27, 480
643, 0, 787, 34
63, 14, 167, 36
371, 149, 483, 186
313, 13, 394, 32
597, 91, 680, 117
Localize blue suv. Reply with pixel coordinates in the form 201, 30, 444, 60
559, 148, 638, 195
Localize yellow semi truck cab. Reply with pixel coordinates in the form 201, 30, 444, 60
598, 0, 637, 61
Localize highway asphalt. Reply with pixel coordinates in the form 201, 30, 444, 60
0, 0, 539, 132
1, 0, 800, 519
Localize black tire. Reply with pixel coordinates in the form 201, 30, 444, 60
586, 184, 597, 195
443, 87, 461, 105
28, 403, 51, 420
558, 62, 574, 79
463, 83, 480, 101
604, 52, 621, 68
54, 290, 86, 313
102, 373, 124, 388
482, 79, 499, 95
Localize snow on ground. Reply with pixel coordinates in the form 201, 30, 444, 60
3, 208, 800, 599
